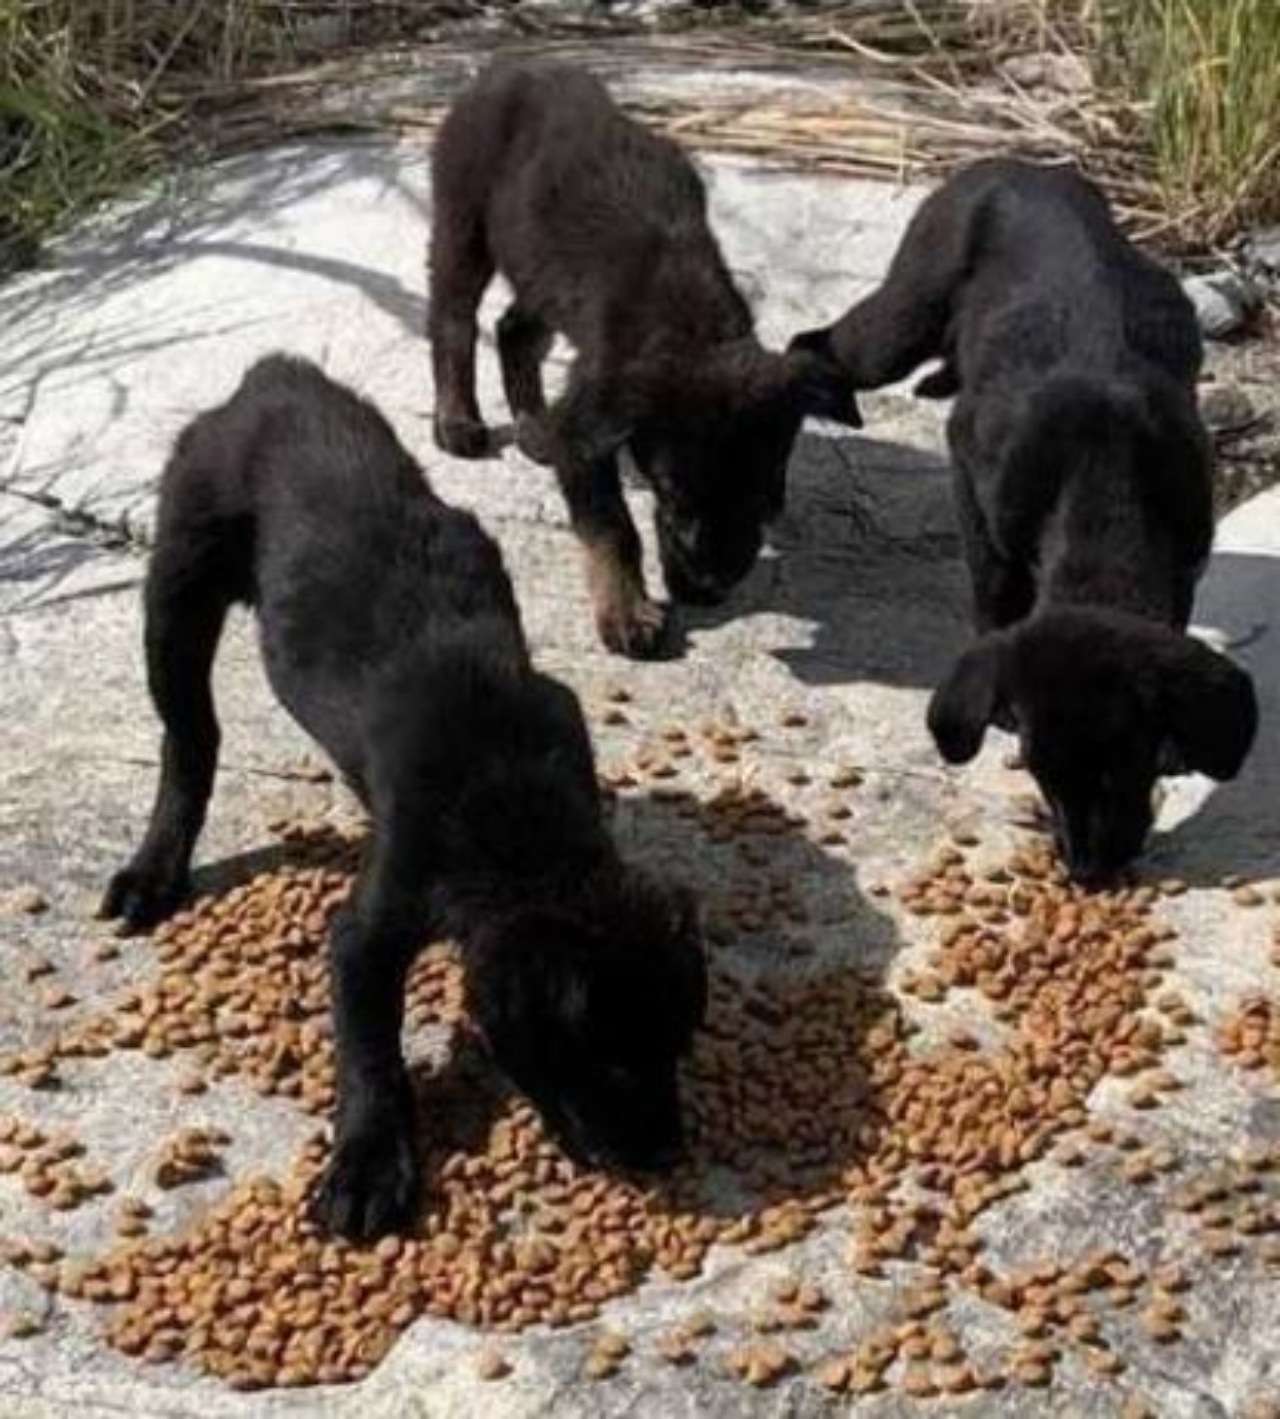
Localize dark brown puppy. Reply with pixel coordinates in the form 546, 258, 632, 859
429, 58, 859, 657
101, 355, 707, 1241
797, 159, 1257, 883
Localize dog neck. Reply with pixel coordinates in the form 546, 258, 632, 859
437, 841, 622, 944
1033, 460, 1189, 629
614, 244, 755, 366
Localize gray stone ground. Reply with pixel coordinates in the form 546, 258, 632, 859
1, 125, 1278, 1419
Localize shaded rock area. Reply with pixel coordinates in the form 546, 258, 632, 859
1, 118, 1279, 1419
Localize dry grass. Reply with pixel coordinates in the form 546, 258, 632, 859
3, 1, 1280, 259
1099, 0, 1280, 246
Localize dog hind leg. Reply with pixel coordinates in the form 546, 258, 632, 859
497, 301, 556, 464
428, 204, 495, 459
101, 509, 239, 930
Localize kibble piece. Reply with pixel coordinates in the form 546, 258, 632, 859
657, 1332, 695, 1367
1140, 1309, 1181, 1344
902, 1364, 937, 1397
2, 886, 48, 915
475, 1348, 511, 1382
592, 1331, 630, 1363
813, 1356, 849, 1392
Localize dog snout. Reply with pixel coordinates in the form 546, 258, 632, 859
659, 522, 758, 606
665, 557, 731, 606
1055, 802, 1146, 887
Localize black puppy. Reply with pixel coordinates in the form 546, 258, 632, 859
101, 355, 707, 1240
798, 159, 1257, 882
429, 58, 859, 657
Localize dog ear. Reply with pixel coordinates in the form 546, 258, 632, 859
927, 634, 1010, 764
468, 914, 593, 1055
783, 336, 863, 428
665, 883, 708, 1035
1160, 637, 1258, 780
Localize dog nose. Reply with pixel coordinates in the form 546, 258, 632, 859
1063, 842, 1126, 889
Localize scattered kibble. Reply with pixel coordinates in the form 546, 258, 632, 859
0, 732, 1268, 1403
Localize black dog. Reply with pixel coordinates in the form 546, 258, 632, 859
429, 58, 859, 657
798, 159, 1257, 883
101, 355, 707, 1240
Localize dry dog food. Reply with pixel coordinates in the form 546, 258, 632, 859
0, 711, 1276, 1399
1218, 994, 1280, 1077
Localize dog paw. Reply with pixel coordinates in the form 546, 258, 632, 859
311, 1127, 420, 1242
514, 414, 557, 467
598, 596, 669, 659
434, 416, 491, 460
99, 864, 188, 932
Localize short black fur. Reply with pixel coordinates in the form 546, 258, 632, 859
101, 355, 707, 1238
429, 58, 859, 657
799, 159, 1257, 882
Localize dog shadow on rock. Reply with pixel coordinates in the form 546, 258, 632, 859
678, 427, 970, 691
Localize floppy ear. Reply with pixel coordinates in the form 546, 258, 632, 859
468, 915, 592, 1054
665, 883, 708, 1035
1161, 637, 1258, 780
927, 635, 1009, 764
784, 336, 863, 428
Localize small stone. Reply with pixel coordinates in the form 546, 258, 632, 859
1000, 50, 1090, 93
1184, 271, 1261, 339
1201, 384, 1257, 435
1244, 224, 1280, 277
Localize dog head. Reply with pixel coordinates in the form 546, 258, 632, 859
466, 868, 706, 1172
643, 338, 862, 605
928, 608, 1257, 884
554, 339, 860, 606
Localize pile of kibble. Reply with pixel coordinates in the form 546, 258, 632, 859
1219, 994, 1280, 1078
0, 703, 1277, 1405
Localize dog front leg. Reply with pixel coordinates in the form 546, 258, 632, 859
313, 861, 424, 1241
558, 456, 666, 658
